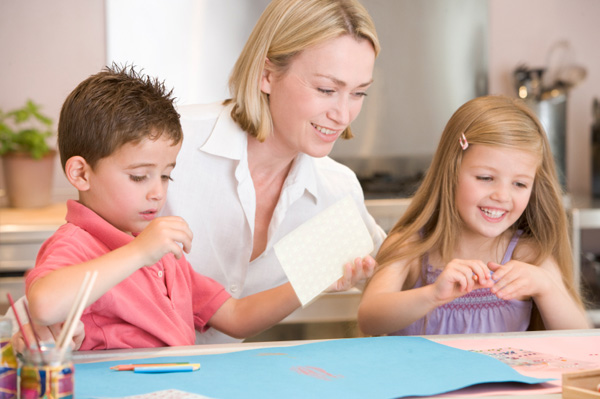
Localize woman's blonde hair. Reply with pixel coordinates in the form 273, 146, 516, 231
226, 0, 380, 142
375, 95, 584, 330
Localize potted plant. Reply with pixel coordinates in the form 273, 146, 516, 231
0, 100, 56, 208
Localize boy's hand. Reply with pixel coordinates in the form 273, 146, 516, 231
132, 216, 193, 266
10, 320, 85, 355
326, 255, 377, 292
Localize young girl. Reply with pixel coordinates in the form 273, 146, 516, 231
358, 95, 590, 336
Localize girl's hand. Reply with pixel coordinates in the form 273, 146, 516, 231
487, 260, 549, 300
433, 259, 494, 303
326, 255, 377, 292
131, 216, 193, 266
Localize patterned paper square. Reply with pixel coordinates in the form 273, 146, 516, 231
274, 195, 374, 306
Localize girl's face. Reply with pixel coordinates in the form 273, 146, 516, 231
80, 136, 181, 235
260, 34, 375, 158
455, 144, 538, 240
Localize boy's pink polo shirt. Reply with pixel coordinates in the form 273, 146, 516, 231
25, 200, 231, 350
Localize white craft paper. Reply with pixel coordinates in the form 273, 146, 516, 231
274, 195, 374, 306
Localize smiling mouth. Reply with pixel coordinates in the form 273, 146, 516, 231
311, 123, 338, 135
480, 207, 506, 219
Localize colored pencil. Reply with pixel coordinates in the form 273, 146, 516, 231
133, 363, 201, 373
110, 362, 190, 371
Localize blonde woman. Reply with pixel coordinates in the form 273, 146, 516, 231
358, 95, 590, 336
163, 0, 386, 344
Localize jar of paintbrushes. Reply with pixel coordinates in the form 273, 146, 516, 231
0, 318, 18, 399
19, 344, 74, 399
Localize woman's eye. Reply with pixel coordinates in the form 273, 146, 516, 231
317, 88, 335, 95
129, 175, 146, 182
353, 91, 368, 97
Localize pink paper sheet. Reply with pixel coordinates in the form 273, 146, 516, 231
429, 334, 600, 397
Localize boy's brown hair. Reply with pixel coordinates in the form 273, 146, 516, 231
58, 64, 182, 170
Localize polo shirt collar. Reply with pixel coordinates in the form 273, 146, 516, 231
66, 200, 133, 250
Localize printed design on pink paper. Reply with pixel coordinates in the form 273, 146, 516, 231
470, 347, 598, 371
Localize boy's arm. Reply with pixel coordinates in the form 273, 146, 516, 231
28, 216, 192, 326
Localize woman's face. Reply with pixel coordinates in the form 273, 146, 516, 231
260, 34, 376, 158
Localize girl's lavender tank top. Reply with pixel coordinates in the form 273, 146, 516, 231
391, 230, 532, 336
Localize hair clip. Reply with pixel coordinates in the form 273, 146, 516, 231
459, 133, 469, 150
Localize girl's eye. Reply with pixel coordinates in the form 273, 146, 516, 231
129, 175, 146, 182
317, 88, 335, 95
352, 91, 368, 98
515, 182, 528, 189
476, 176, 492, 182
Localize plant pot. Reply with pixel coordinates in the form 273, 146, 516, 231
1, 150, 56, 208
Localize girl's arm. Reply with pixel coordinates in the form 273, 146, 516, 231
28, 216, 192, 326
358, 258, 494, 336
488, 258, 591, 329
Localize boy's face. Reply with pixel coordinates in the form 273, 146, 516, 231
80, 135, 181, 235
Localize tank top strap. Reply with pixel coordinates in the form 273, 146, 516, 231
500, 229, 523, 265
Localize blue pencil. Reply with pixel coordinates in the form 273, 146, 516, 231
133, 363, 201, 373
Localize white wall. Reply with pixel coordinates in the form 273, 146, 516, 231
488, 0, 600, 195
1, 0, 599, 205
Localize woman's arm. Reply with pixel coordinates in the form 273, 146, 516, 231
208, 257, 376, 339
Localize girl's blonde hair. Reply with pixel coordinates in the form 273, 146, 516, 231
375, 95, 584, 330
226, 0, 380, 142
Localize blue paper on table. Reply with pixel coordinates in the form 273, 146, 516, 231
75, 336, 551, 399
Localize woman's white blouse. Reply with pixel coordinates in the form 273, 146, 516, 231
163, 102, 386, 344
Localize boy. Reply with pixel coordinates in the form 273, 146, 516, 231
25, 65, 362, 349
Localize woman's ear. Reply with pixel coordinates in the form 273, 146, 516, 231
65, 156, 92, 191
260, 58, 273, 95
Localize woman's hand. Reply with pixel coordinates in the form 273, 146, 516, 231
326, 255, 377, 292
433, 259, 494, 304
487, 260, 548, 300
10, 320, 85, 355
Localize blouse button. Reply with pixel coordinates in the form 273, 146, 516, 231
230, 284, 238, 293
158, 270, 164, 278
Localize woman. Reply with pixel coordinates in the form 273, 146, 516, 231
10, 0, 386, 349
164, 0, 386, 344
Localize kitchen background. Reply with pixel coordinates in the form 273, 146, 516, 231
1, 0, 599, 335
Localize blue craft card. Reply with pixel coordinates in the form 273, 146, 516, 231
74, 336, 551, 398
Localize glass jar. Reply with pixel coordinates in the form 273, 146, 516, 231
0, 318, 18, 399
19, 345, 74, 399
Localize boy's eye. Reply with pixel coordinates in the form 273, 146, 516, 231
129, 175, 146, 182
162, 175, 173, 182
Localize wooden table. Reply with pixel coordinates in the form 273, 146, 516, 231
73, 328, 600, 399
